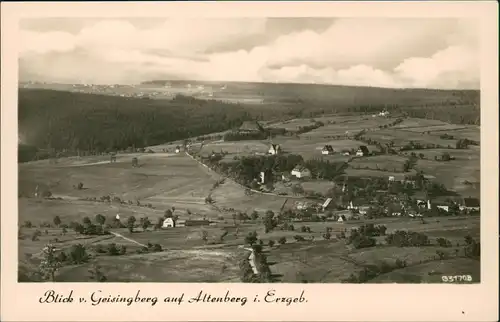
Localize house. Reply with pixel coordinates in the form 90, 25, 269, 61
337, 215, 347, 222
346, 201, 356, 210
321, 145, 334, 155
291, 165, 311, 178
387, 203, 404, 216
341, 149, 351, 156
322, 198, 334, 211
295, 201, 312, 210
461, 197, 480, 211
437, 205, 449, 212
268, 144, 281, 155
356, 146, 369, 157
175, 145, 181, 153
243, 248, 259, 274
259, 170, 273, 184
388, 176, 395, 182
357, 206, 371, 215
238, 121, 264, 133
416, 199, 430, 209
162, 217, 175, 228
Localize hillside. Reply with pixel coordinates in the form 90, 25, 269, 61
18, 84, 479, 162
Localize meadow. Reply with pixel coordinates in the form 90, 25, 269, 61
300, 117, 394, 139
350, 155, 409, 172
362, 129, 459, 148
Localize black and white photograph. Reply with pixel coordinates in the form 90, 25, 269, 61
2, 2, 499, 321
15, 15, 485, 284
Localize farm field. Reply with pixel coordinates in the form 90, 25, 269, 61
263, 215, 479, 283
198, 141, 269, 157
32, 247, 243, 283
392, 118, 452, 129
344, 168, 418, 179
362, 129, 459, 148
300, 117, 393, 139
266, 118, 318, 131
430, 126, 480, 142
19, 153, 227, 219
301, 180, 336, 195
350, 155, 409, 172
415, 159, 480, 197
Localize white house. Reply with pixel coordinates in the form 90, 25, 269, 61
388, 176, 395, 182
175, 146, 181, 153
268, 144, 281, 155
321, 145, 334, 155
322, 198, 333, 211
162, 217, 175, 228
337, 215, 347, 222
291, 166, 311, 178
296, 201, 312, 210
460, 198, 480, 212
243, 248, 259, 274
437, 205, 449, 212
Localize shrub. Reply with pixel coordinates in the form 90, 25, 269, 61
107, 243, 120, 256
245, 231, 258, 246
278, 237, 287, 245
294, 235, 306, 242
436, 237, 452, 248
268, 240, 275, 247
68, 244, 89, 264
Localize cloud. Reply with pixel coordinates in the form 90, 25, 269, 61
18, 18, 479, 89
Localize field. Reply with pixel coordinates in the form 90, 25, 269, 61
300, 117, 394, 139
350, 155, 409, 172
362, 129, 460, 148
262, 216, 480, 283
414, 160, 480, 197
199, 141, 269, 157
19, 153, 227, 219
266, 118, 318, 131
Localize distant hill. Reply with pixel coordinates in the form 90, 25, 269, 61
142, 80, 480, 107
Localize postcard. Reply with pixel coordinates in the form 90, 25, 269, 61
1, 1, 498, 321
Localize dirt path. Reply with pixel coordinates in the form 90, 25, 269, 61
109, 231, 148, 248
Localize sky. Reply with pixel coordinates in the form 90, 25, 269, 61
19, 17, 479, 89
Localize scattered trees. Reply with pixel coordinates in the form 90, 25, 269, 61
53, 216, 61, 227
245, 231, 258, 246
95, 214, 106, 227
127, 216, 136, 233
